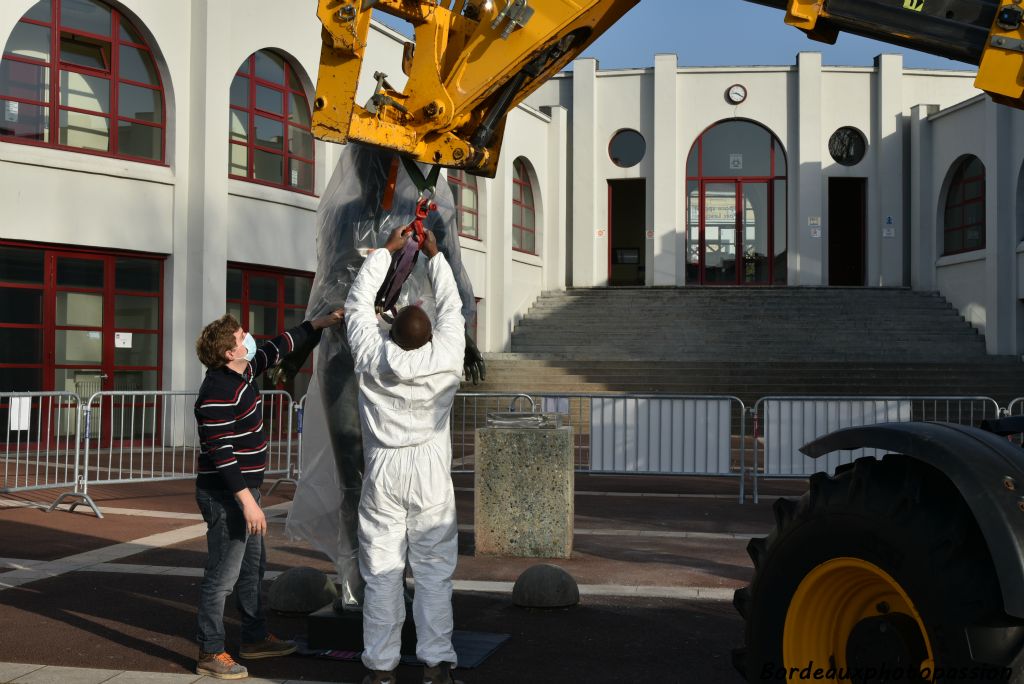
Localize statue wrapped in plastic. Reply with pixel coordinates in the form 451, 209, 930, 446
283, 142, 484, 610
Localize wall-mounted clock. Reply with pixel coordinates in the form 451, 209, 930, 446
726, 84, 747, 105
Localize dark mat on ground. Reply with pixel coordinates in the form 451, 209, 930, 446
294, 630, 509, 668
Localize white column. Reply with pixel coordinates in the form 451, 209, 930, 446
873, 54, 905, 287
543, 105, 569, 291
179, 0, 232, 387
984, 102, 1017, 354
652, 53, 679, 286
571, 58, 599, 286
909, 104, 939, 291
796, 52, 824, 286
487, 154, 513, 351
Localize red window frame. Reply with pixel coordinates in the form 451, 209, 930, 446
942, 157, 986, 256
228, 50, 315, 195
512, 158, 537, 255
448, 168, 480, 240
226, 263, 314, 400
0, 240, 164, 394
0, 0, 167, 164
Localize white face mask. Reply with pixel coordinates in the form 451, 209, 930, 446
242, 333, 257, 362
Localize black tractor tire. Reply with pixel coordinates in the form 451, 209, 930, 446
733, 455, 1024, 683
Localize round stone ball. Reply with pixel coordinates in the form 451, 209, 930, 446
269, 566, 338, 614
512, 564, 580, 608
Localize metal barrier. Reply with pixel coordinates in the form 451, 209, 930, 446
267, 393, 304, 496
751, 395, 1001, 503
261, 390, 295, 477
1, 391, 86, 508
452, 392, 748, 502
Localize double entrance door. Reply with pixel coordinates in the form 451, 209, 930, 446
688, 180, 774, 285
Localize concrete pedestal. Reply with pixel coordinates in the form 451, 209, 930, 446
474, 427, 574, 558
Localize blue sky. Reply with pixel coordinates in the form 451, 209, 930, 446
579, 0, 973, 71
376, 0, 974, 72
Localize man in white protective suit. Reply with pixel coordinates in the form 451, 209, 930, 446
345, 225, 466, 684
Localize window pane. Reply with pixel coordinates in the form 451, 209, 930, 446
25, 1, 52, 23
522, 183, 534, 209
686, 146, 698, 177
460, 211, 477, 238
113, 370, 156, 391
523, 208, 535, 230
608, 129, 645, 168
60, 34, 109, 71
230, 75, 248, 108
57, 291, 102, 326
700, 121, 772, 177
463, 185, 477, 210
513, 228, 522, 251
0, 288, 42, 323
248, 306, 278, 336
119, 20, 143, 44
59, 108, 109, 150
56, 329, 101, 364
229, 109, 247, 142
0, 328, 42, 363
249, 275, 277, 301
774, 140, 787, 176
0, 99, 49, 141
965, 227, 983, 249
119, 45, 157, 85
284, 308, 304, 329
116, 258, 159, 291
945, 206, 963, 229
254, 115, 283, 149
964, 202, 984, 227
0, 247, 44, 284
288, 126, 312, 158
287, 66, 302, 91
964, 180, 983, 201
966, 157, 984, 177
115, 295, 158, 328
0, 367, 42, 392
284, 276, 311, 305
117, 119, 160, 160
254, 51, 285, 84
289, 158, 313, 192
254, 149, 283, 184
61, 70, 109, 112
57, 257, 103, 287
5, 23, 50, 62
1, 60, 50, 102
513, 203, 522, 227
114, 331, 157, 366
60, 0, 111, 36
523, 229, 535, 254
118, 82, 160, 122
229, 143, 248, 176
944, 230, 963, 254
227, 268, 242, 299
227, 301, 241, 323
288, 92, 310, 126
255, 84, 283, 115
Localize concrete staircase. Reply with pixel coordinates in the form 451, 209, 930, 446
466, 287, 1024, 406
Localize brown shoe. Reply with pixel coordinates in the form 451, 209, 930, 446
239, 633, 297, 660
423, 662, 463, 684
196, 651, 248, 679
362, 671, 397, 684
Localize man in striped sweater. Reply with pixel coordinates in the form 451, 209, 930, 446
193, 309, 343, 679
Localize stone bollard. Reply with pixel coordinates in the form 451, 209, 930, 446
474, 426, 574, 558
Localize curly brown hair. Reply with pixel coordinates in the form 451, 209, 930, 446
196, 314, 241, 369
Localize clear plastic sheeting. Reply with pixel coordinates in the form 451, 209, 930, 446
285, 142, 477, 609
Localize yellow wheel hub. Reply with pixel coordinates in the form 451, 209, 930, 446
783, 557, 934, 681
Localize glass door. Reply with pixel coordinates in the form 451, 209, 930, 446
741, 182, 770, 285
702, 182, 738, 284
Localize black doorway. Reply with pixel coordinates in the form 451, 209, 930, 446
608, 179, 646, 286
828, 178, 866, 286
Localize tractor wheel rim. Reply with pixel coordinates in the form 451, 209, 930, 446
783, 557, 934, 681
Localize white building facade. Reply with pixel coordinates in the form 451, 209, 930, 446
1, 0, 1023, 404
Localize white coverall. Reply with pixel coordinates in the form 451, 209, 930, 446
345, 247, 465, 672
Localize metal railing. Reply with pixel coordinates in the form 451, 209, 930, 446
267, 393, 305, 496
450, 391, 748, 501
750, 395, 1001, 503
1, 391, 83, 507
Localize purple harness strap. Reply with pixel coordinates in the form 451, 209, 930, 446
374, 197, 436, 315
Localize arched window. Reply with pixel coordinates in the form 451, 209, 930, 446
942, 156, 985, 255
512, 157, 536, 254
0, 0, 166, 162
447, 168, 479, 240
229, 50, 314, 194
685, 119, 787, 285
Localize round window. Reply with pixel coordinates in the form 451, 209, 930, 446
609, 129, 646, 168
828, 127, 868, 167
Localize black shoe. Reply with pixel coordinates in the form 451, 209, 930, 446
423, 662, 463, 684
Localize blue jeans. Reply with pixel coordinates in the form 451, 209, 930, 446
195, 487, 267, 653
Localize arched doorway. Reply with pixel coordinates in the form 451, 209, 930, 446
685, 120, 787, 285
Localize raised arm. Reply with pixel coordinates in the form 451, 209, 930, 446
345, 229, 411, 371
423, 231, 465, 372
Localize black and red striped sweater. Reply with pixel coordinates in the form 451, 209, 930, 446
194, 321, 315, 493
